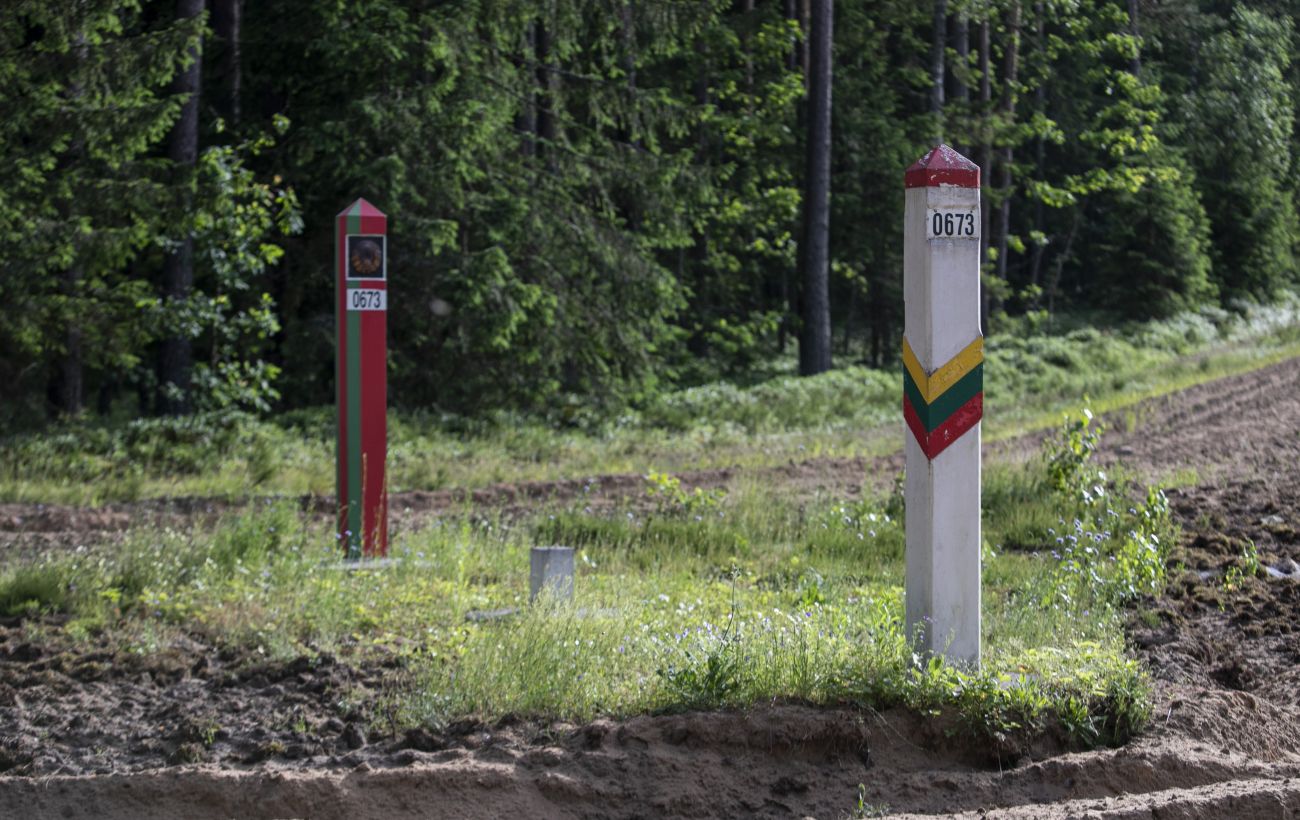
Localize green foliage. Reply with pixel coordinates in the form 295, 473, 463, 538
1037, 412, 1175, 606
1185, 7, 1299, 300
657, 616, 744, 708
0, 0, 203, 422
1240, 538, 1261, 578
6, 296, 1300, 505
639, 366, 897, 433
150, 128, 302, 414
0, 465, 1159, 749
1045, 406, 1105, 499
0, 411, 292, 504
0, 563, 82, 617
1109, 487, 1172, 600
644, 471, 725, 516
1085, 148, 1217, 318
2, 0, 1300, 426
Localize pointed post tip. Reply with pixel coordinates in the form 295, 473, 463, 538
338, 198, 387, 219
905, 145, 980, 189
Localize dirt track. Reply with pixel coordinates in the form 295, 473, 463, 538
3, 356, 1300, 818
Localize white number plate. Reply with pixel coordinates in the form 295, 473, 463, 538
347, 289, 386, 311
927, 207, 979, 240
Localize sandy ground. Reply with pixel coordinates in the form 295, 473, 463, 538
2, 356, 1300, 818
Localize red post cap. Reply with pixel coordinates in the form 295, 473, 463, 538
904, 144, 980, 189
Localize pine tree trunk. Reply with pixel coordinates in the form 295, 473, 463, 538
743, 0, 755, 94
535, 22, 559, 168
687, 41, 712, 359
953, 13, 969, 155
930, 0, 946, 143
1047, 210, 1080, 314
1028, 3, 1047, 296
798, 0, 833, 376
977, 18, 992, 334
211, 0, 240, 126
780, 0, 804, 354
993, 2, 1021, 309
51, 267, 84, 417
1127, 0, 1142, 75
158, 0, 204, 416
517, 23, 537, 157
52, 32, 89, 418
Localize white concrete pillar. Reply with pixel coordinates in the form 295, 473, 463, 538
902, 144, 983, 666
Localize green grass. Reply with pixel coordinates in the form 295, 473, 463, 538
0, 422, 1164, 751
2, 296, 1298, 505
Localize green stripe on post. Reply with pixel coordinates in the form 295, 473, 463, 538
903, 362, 983, 433
345, 209, 363, 557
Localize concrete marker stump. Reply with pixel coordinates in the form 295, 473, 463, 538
530, 546, 575, 603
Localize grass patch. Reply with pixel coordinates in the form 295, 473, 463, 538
1, 295, 1298, 505
0, 417, 1166, 751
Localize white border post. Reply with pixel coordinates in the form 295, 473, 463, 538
902, 145, 983, 666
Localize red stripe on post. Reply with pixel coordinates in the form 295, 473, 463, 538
359, 306, 387, 556
904, 391, 983, 460
904, 144, 980, 189
357, 203, 387, 556
902, 392, 930, 455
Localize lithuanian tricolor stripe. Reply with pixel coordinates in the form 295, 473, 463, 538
902, 336, 983, 459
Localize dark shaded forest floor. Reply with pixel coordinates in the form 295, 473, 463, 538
2, 356, 1300, 818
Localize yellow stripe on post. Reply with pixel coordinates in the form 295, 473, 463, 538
902, 335, 984, 403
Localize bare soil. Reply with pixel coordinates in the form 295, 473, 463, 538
3, 357, 1300, 818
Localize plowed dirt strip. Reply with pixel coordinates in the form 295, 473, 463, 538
2, 355, 1300, 818
898, 777, 1300, 820
1, 710, 1298, 819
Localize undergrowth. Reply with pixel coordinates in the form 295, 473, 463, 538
0, 411, 1166, 752
1, 294, 1298, 504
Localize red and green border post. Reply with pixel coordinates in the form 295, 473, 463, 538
336, 198, 389, 558
902, 145, 983, 666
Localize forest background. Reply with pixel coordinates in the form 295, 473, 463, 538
2, 0, 1298, 431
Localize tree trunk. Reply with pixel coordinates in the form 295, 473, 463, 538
535, 22, 558, 166
687, 40, 711, 358
619, 3, 636, 92
798, 0, 833, 376
800, 0, 811, 90
51, 266, 84, 417
953, 13, 969, 155
1028, 3, 1047, 297
51, 32, 89, 418
211, 0, 240, 126
743, 0, 755, 94
158, 0, 204, 416
517, 23, 537, 157
977, 18, 992, 334
785, 0, 801, 73
930, 0, 946, 143
1127, 0, 1141, 75
993, 1, 1021, 312
780, 0, 804, 354
842, 284, 856, 356
1047, 209, 1080, 315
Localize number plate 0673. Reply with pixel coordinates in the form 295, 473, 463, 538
926, 208, 979, 240
347, 289, 386, 311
